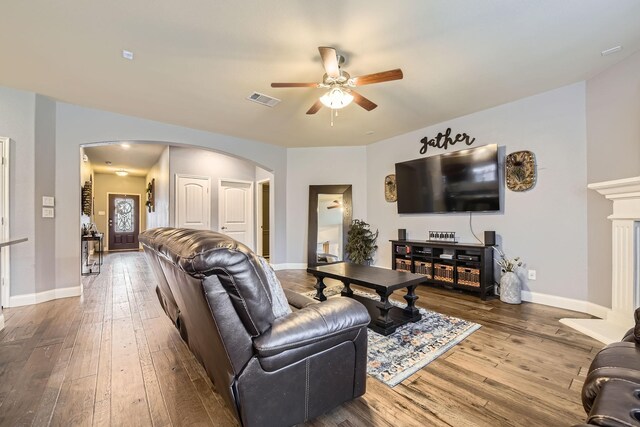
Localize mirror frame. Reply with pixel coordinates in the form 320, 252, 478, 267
308, 185, 352, 267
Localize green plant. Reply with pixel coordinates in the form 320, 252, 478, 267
345, 219, 379, 264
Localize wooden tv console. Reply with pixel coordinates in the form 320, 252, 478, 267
390, 240, 495, 300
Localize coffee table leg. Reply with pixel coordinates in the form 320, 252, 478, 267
403, 285, 420, 318
340, 280, 354, 297
313, 276, 327, 301
374, 291, 394, 330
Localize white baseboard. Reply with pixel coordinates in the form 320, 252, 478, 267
521, 290, 609, 319
272, 263, 307, 271
8, 285, 82, 308
0, 312, 4, 331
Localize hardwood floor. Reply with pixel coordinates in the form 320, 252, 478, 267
0, 251, 602, 426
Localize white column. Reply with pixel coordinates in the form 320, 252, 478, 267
560, 177, 640, 344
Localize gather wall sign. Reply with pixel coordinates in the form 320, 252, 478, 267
419, 127, 476, 154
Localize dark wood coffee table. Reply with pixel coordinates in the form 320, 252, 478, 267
306, 262, 427, 336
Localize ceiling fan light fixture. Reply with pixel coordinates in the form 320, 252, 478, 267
319, 87, 354, 110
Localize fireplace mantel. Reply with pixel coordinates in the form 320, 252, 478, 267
560, 176, 640, 344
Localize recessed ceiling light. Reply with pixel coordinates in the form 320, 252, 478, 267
121, 143, 130, 149
115, 169, 129, 177
122, 49, 134, 60
601, 45, 622, 56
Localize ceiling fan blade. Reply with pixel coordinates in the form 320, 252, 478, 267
318, 47, 340, 78
271, 82, 319, 88
351, 91, 378, 111
353, 69, 403, 86
306, 100, 323, 115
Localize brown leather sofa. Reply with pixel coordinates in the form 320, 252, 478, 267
139, 228, 370, 427
576, 308, 640, 426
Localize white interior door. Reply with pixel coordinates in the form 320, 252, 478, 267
176, 175, 210, 230
219, 179, 253, 249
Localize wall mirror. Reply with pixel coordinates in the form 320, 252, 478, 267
308, 185, 352, 266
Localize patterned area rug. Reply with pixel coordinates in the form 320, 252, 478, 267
303, 286, 481, 387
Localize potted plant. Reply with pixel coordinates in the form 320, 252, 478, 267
345, 219, 379, 265
497, 254, 523, 304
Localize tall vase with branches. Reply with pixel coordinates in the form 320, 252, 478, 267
345, 219, 379, 265
495, 247, 524, 304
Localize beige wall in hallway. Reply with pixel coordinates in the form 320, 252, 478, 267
93, 173, 146, 249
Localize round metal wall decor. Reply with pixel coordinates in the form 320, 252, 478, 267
384, 174, 397, 202
505, 150, 536, 192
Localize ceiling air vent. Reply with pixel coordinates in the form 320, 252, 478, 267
247, 92, 281, 107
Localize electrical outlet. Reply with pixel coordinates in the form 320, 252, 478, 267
528, 269, 537, 280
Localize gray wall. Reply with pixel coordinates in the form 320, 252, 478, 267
168, 146, 256, 230
54, 102, 288, 292
145, 146, 170, 229
366, 83, 589, 301
34, 95, 56, 294
0, 87, 36, 298
286, 146, 368, 265
586, 50, 640, 307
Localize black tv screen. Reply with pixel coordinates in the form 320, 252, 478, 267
395, 144, 501, 214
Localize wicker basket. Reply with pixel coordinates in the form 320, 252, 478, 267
457, 266, 481, 287
414, 261, 432, 279
395, 258, 411, 272
434, 263, 454, 283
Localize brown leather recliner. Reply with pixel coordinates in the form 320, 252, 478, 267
139, 228, 370, 427
576, 308, 640, 426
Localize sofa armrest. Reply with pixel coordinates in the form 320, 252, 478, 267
253, 298, 370, 371
283, 288, 319, 310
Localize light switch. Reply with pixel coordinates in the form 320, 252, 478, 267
42, 196, 55, 207
42, 207, 54, 218
98, 211, 105, 216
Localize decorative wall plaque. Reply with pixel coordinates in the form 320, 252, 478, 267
384, 174, 397, 202
505, 150, 536, 191
419, 127, 476, 154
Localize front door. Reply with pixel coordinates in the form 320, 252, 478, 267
108, 194, 140, 251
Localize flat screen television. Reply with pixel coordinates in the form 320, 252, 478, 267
395, 144, 501, 214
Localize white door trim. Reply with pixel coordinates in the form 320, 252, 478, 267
175, 174, 211, 230
256, 178, 270, 257
218, 178, 254, 250
0, 137, 10, 313
105, 192, 143, 251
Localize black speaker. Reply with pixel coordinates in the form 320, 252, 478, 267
484, 231, 495, 246
398, 229, 406, 240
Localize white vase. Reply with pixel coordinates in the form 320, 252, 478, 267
500, 271, 521, 304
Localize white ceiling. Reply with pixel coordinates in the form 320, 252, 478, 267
84, 143, 167, 176
1, 1, 640, 148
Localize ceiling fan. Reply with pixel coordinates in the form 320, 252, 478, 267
271, 47, 403, 115
327, 199, 342, 209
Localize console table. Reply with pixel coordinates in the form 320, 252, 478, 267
391, 240, 495, 300
81, 234, 103, 276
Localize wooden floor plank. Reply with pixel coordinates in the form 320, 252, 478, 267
151, 347, 213, 426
